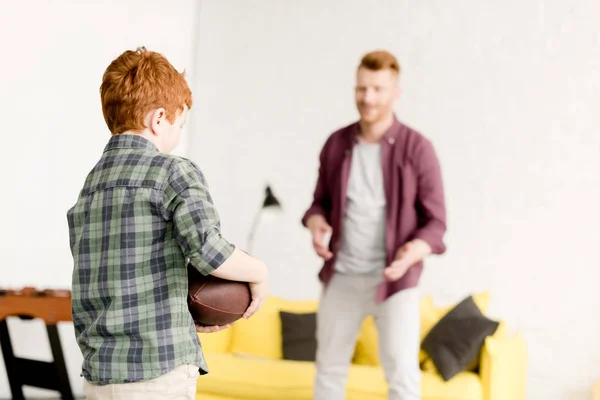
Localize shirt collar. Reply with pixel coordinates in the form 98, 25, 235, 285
103, 134, 159, 153
351, 114, 402, 145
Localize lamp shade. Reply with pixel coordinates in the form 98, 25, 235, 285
262, 185, 281, 208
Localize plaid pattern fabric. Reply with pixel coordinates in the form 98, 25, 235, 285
67, 134, 234, 384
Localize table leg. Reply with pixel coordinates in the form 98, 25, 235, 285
0, 319, 25, 400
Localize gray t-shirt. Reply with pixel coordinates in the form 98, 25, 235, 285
334, 139, 387, 274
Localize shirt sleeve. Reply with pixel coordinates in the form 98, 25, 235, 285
411, 139, 447, 255
162, 159, 235, 275
301, 140, 332, 227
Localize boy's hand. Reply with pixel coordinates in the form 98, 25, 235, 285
195, 323, 234, 333
243, 280, 269, 319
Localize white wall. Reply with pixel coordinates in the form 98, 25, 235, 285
190, 1, 600, 399
0, 1, 197, 397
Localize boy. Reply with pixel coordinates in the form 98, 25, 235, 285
67, 47, 268, 400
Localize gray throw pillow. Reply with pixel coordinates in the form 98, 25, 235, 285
421, 295, 499, 381
279, 311, 317, 362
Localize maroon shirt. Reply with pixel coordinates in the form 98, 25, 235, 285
302, 116, 447, 301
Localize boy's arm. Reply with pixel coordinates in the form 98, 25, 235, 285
210, 249, 267, 283
163, 160, 268, 325
163, 160, 235, 276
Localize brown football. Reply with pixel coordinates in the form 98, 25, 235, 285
187, 265, 251, 326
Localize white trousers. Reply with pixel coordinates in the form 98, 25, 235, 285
314, 272, 421, 400
83, 364, 199, 400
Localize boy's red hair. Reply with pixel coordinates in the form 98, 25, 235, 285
100, 47, 192, 135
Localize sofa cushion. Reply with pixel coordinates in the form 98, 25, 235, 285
197, 353, 482, 400
421, 295, 499, 381
353, 316, 379, 366
279, 311, 317, 361
353, 292, 491, 368
353, 297, 438, 367
419, 292, 491, 365
197, 353, 314, 400
346, 363, 482, 400
422, 320, 509, 374
197, 328, 233, 354
229, 296, 318, 359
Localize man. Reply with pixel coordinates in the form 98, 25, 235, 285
302, 50, 447, 400
67, 47, 268, 400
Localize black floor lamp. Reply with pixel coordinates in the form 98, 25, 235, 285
247, 185, 281, 254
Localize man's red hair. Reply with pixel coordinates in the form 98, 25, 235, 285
359, 50, 400, 75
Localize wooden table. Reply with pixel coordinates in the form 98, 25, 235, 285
0, 287, 74, 400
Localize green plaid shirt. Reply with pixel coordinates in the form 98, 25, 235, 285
67, 134, 234, 384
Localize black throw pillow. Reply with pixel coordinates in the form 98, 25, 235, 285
279, 311, 317, 362
421, 295, 499, 381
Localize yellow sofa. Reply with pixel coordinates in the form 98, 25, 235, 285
196, 293, 526, 400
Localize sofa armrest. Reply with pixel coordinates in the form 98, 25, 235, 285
480, 332, 527, 400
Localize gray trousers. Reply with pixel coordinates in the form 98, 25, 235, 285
314, 272, 421, 400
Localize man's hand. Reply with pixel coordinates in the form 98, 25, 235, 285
195, 323, 234, 333
243, 279, 269, 319
383, 239, 432, 282
307, 215, 333, 260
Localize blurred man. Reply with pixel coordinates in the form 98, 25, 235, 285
302, 50, 447, 400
